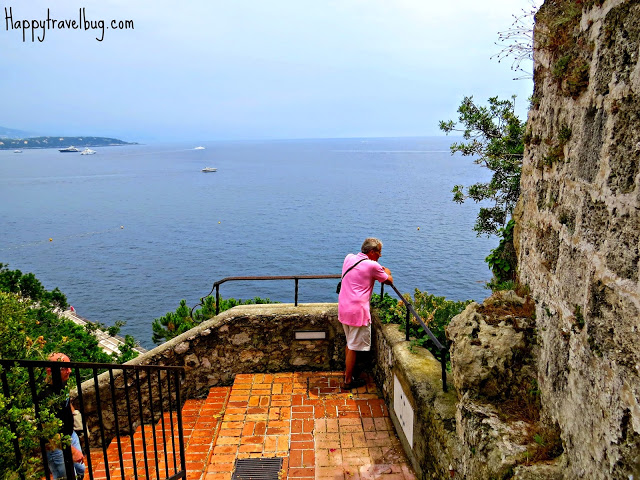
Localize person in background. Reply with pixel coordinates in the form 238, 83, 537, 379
338, 238, 393, 389
40, 353, 85, 480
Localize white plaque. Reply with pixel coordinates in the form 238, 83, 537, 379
393, 374, 414, 448
294, 330, 326, 340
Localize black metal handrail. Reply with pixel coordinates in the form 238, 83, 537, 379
0, 359, 186, 480
381, 283, 449, 392
200, 275, 341, 315
199, 274, 449, 392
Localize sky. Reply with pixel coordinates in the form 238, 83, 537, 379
1, 0, 541, 142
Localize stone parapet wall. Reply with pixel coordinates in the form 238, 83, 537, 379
516, 1, 640, 478
370, 313, 459, 479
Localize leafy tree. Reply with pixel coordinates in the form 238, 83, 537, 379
0, 264, 132, 363
152, 296, 277, 344
439, 95, 525, 237
43, 287, 68, 311
0, 265, 22, 294
0, 264, 68, 310
151, 299, 195, 344
17, 273, 45, 303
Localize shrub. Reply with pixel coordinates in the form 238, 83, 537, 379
485, 219, 518, 288
152, 296, 278, 344
371, 289, 472, 359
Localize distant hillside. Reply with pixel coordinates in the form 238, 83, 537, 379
0, 136, 137, 150
0, 126, 38, 138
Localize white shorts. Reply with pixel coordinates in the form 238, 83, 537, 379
342, 323, 371, 351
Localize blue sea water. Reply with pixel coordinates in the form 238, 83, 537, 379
0, 137, 496, 349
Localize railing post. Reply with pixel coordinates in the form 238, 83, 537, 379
109, 369, 125, 480
380, 283, 384, 297
294, 278, 299, 306
215, 284, 220, 315
27, 367, 49, 480
175, 370, 187, 478
0, 367, 24, 480
405, 308, 411, 341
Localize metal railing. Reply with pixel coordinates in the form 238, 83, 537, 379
198, 274, 449, 391
200, 275, 341, 315
0, 359, 186, 480
381, 283, 449, 392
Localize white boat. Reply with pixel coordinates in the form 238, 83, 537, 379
194, 146, 205, 150
80, 148, 96, 155
201, 167, 217, 172
13, 150, 22, 153
59, 146, 79, 152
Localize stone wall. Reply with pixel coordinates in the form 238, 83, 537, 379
78, 304, 346, 443
371, 314, 459, 479
372, 296, 561, 480
515, 1, 640, 478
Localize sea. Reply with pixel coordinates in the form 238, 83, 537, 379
0, 137, 496, 349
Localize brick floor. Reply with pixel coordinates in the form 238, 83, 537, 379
89, 387, 230, 480
89, 372, 416, 480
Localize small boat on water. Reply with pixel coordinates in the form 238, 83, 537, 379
59, 146, 79, 152
201, 167, 217, 172
80, 148, 96, 155
194, 146, 205, 150
13, 150, 22, 153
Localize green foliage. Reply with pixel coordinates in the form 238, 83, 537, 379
0, 365, 63, 480
151, 300, 195, 344
0, 264, 68, 310
371, 290, 472, 359
537, 0, 591, 98
439, 96, 525, 236
151, 296, 277, 344
1, 264, 138, 364
485, 219, 518, 288
113, 335, 139, 364
0, 292, 88, 480
0, 264, 143, 480
558, 125, 572, 143
574, 305, 585, 329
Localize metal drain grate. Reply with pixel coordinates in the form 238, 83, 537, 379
231, 457, 283, 480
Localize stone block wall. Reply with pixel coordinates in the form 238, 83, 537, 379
515, 1, 640, 477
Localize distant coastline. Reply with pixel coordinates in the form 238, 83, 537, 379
0, 136, 137, 150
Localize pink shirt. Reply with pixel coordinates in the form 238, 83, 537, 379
338, 252, 389, 327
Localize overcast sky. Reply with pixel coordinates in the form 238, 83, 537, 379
1, 0, 541, 142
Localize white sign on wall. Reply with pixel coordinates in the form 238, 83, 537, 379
393, 374, 414, 448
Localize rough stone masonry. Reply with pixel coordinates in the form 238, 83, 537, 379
514, 0, 640, 478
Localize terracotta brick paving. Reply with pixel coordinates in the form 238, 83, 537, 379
90, 372, 416, 480
89, 386, 230, 480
